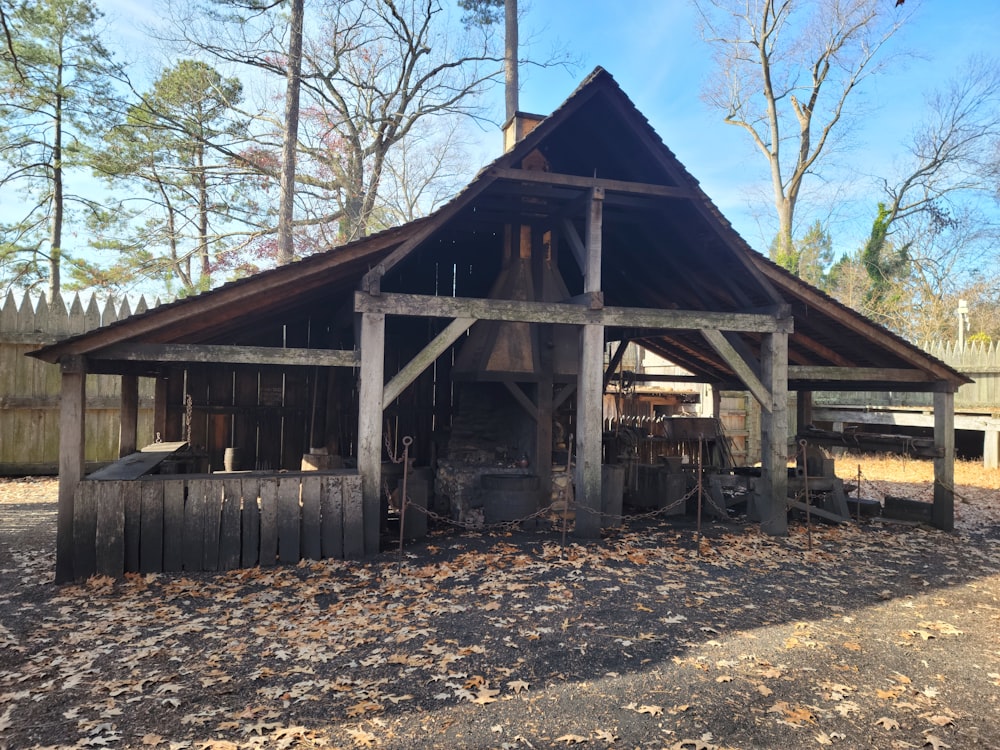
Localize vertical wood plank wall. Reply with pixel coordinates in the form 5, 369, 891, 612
73, 472, 363, 579
0, 292, 156, 475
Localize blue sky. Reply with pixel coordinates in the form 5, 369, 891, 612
497, 0, 1000, 257
50, 0, 1000, 268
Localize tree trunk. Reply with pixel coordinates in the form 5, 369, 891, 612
48, 70, 64, 302
277, 0, 304, 266
504, 0, 518, 122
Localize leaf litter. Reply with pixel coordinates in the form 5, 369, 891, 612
0, 456, 998, 749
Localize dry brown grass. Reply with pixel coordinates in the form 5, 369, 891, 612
835, 452, 1000, 533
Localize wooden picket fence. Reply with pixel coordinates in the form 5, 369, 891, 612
73, 471, 363, 578
0, 291, 159, 475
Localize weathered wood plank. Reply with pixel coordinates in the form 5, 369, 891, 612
702, 329, 772, 411
87, 442, 188, 480
122, 482, 142, 573
58, 361, 87, 583
320, 474, 344, 560
202, 481, 223, 571
788, 366, 931, 383
355, 291, 791, 334
489, 167, 695, 199
219, 478, 243, 571
342, 474, 364, 559
119, 374, 139, 457
93, 342, 358, 368
240, 477, 260, 568
933, 390, 955, 531
357, 312, 385, 557
162, 480, 185, 571
95, 482, 125, 578
183, 479, 207, 571
277, 476, 301, 564
259, 479, 278, 567
72, 483, 98, 579
139, 481, 164, 573
300, 475, 322, 561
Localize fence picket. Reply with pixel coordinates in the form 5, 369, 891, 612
96, 481, 125, 578
73, 483, 98, 579
162, 480, 185, 572
259, 480, 278, 567
301, 475, 321, 561
320, 474, 344, 560
241, 477, 261, 568
183, 480, 208, 571
140, 481, 164, 573
123, 482, 142, 573
219, 478, 242, 571
277, 476, 301, 564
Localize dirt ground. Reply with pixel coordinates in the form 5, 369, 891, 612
0, 456, 998, 750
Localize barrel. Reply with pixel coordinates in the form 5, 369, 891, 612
481, 474, 541, 530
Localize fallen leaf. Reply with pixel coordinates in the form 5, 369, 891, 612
923, 735, 950, 750
141, 735, 164, 747
594, 728, 618, 742
554, 734, 588, 745
876, 717, 900, 731
507, 679, 529, 694
926, 715, 954, 727
346, 727, 378, 747
636, 704, 663, 717
471, 687, 500, 705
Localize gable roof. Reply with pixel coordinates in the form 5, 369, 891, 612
31, 68, 969, 390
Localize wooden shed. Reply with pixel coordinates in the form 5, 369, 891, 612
31, 68, 970, 582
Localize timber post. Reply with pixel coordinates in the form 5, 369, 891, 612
574, 188, 604, 539
57, 355, 87, 583
357, 310, 386, 556
932, 387, 955, 531
759, 330, 789, 535
119, 374, 139, 457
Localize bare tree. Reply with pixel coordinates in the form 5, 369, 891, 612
695, 0, 908, 273
163, 0, 505, 250
277, 0, 303, 265
860, 55, 1000, 323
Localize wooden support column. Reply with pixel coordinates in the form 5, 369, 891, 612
932, 388, 955, 531
57, 355, 87, 583
119, 374, 139, 458
759, 331, 788, 535
796, 390, 813, 434
574, 188, 604, 539
985, 429, 999, 470
153, 373, 168, 441
357, 311, 386, 557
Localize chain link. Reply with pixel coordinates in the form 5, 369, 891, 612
403, 481, 704, 534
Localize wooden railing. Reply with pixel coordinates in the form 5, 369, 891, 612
72, 472, 363, 578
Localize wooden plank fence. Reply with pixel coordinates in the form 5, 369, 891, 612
0, 291, 158, 475
73, 472, 364, 578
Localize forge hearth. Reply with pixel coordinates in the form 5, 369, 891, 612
435, 382, 543, 525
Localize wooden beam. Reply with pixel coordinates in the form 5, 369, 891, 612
701, 329, 772, 412
559, 217, 587, 274
933, 390, 955, 531
57, 356, 87, 583
119, 374, 139, 458
788, 366, 932, 383
382, 318, 474, 408
354, 291, 791, 334
760, 332, 789, 536
603, 339, 630, 391
575, 189, 605, 540
93, 342, 359, 368
357, 313, 385, 557
503, 381, 539, 421
489, 167, 695, 199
